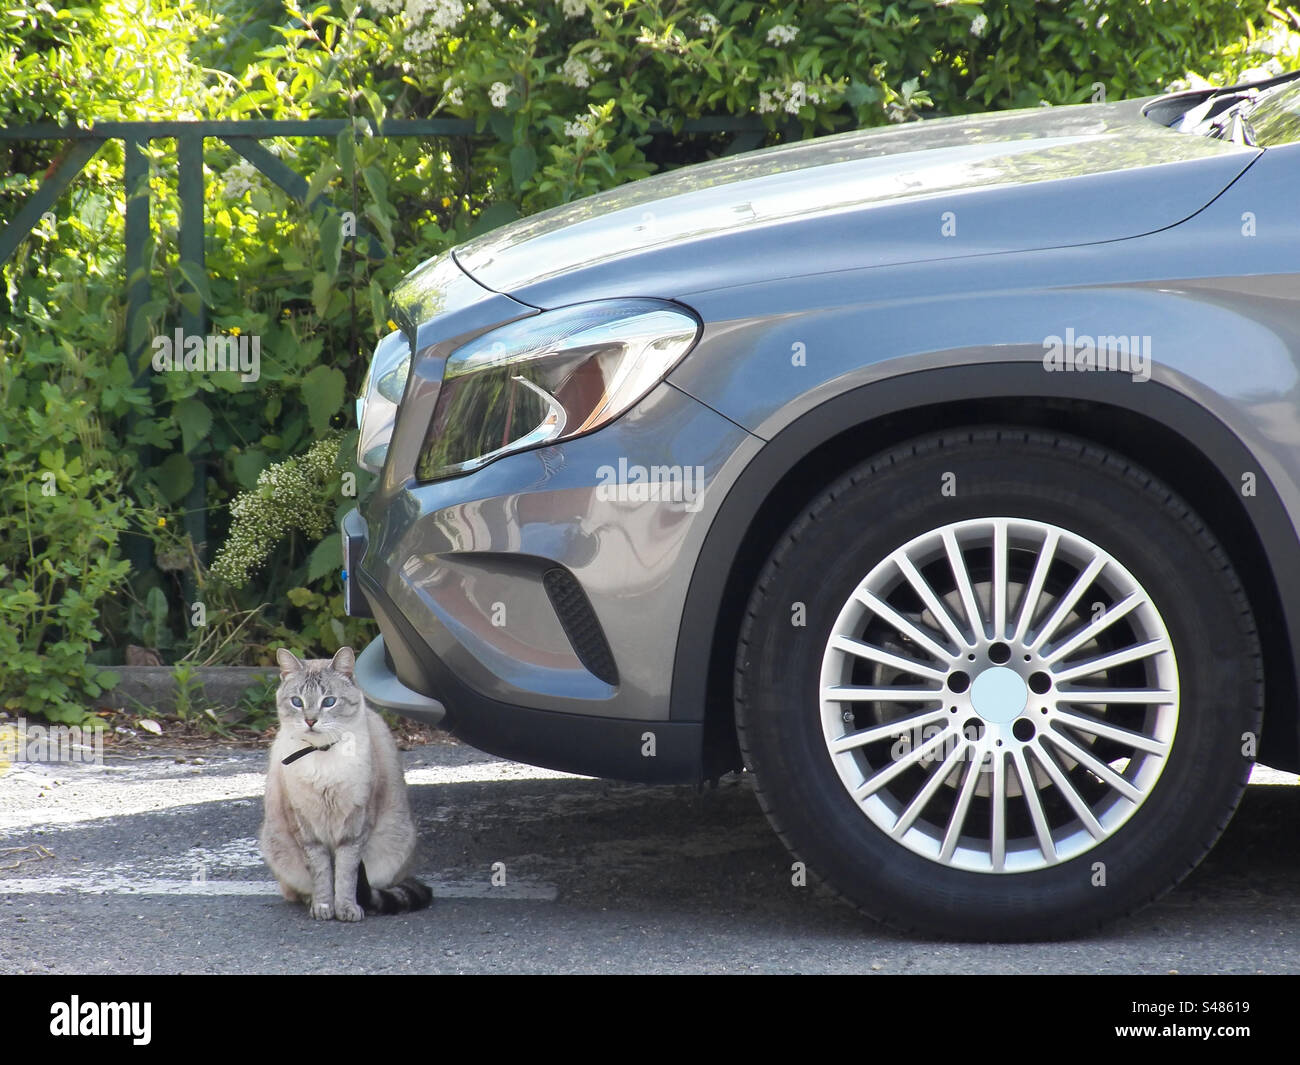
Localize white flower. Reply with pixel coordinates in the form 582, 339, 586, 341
563, 113, 596, 138
589, 47, 611, 72
1241, 61, 1285, 82
405, 0, 464, 30
560, 0, 584, 17
562, 55, 591, 88
221, 159, 259, 198
697, 13, 719, 33
406, 27, 437, 52
491, 9, 502, 24
970, 13, 988, 37
442, 78, 465, 105
784, 80, 806, 113
370, 0, 403, 13
758, 90, 776, 114
766, 24, 798, 45
489, 81, 511, 107
807, 89, 821, 105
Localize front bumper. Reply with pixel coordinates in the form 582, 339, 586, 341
355, 563, 706, 783
345, 379, 761, 783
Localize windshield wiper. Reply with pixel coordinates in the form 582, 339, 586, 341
1178, 91, 1259, 145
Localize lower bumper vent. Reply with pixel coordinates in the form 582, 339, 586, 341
542, 567, 619, 686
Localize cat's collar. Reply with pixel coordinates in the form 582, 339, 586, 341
282, 742, 334, 765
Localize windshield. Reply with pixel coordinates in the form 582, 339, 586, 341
1246, 79, 1300, 145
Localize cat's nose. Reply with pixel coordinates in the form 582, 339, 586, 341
304, 717, 317, 728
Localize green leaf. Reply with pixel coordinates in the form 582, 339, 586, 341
468, 202, 520, 237
336, 128, 356, 176
361, 165, 389, 211
308, 533, 341, 583
300, 365, 346, 434
177, 260, 214, 306
233, 448, 267, 489
509, 143, 537, 189
370, 278, 390, 332
305, 159, 341, 209
319, 210, 342, 279
174, 397, 212, 454
312, 271, 333, 318
488, 112, 513, 142
152, 452, 194, 503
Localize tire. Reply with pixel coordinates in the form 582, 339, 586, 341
734, 428, 1262, 940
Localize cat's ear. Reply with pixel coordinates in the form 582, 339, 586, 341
330, 646, 356, 678
276, 648, 306, 677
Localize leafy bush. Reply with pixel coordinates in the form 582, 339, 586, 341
0, 337, 141, 722
0, 0, 1288, 721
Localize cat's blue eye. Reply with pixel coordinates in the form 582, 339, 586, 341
321, 697, 336, 709
290, 697, 303, 708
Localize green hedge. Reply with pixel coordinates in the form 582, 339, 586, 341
0, 0, 1288, 722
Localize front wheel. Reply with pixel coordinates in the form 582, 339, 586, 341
734, 429, 1262, 940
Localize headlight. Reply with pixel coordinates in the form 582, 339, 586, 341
356, 329, 410, 473
417, 299, 700, 482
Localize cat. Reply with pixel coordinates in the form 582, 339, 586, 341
259, 646, 432, 921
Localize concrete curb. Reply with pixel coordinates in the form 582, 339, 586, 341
103, 666, 278, 716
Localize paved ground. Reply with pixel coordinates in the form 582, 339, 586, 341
1, 736, 1297, 974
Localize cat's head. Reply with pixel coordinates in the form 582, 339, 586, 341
274, 646, 363, 741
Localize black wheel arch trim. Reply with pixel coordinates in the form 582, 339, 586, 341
670, 361, 1300, 767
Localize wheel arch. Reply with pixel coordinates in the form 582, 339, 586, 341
674, 363, 1300, 775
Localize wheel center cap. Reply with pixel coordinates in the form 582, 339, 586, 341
970, 666, 1028, 724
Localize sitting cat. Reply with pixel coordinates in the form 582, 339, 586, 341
260, 646, 432, 921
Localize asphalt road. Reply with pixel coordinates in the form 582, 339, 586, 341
1, 736, 1297, 974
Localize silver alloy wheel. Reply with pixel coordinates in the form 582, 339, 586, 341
819, 517, 1179, 874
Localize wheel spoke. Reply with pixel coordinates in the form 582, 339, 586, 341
1031, 743, 1107, 840
851, 588, 952, 662
895, 552, 970, 651
891, 741, 972, 838
1041, 591, 1142, 665
1029, 553, 1106, 652
829, 707, 951, 754
1051, 639, 1167, 683
853, 726, 954, 799
1040, 727, 1143, 803
1011, 747, 1057, 864
1050, 709, 1169, 755
942, 528, 985, 641
1054, 688, 1176, 705
990, 749, 1007, 871
822, 685, 944, 703
1012, 527, 1060, 644
828, 634, 948, 682
992, 519, 1009, 639
939, 751, 985, 863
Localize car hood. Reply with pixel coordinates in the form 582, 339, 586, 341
447, 98, 1259, 307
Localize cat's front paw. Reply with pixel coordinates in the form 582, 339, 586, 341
309, 899, 334, 920
335, 899, 364, 922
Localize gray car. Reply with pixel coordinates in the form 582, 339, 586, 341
343, 73, 1300, 939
